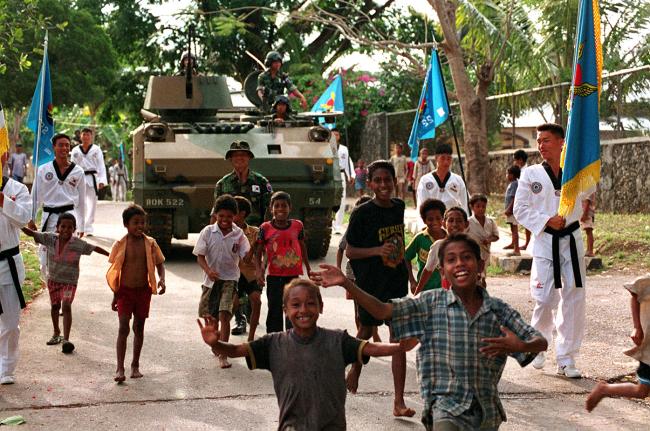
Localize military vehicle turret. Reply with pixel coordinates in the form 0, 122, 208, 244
131, 73, 342, 258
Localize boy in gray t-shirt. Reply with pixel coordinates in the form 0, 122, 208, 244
198, 278, 406, 430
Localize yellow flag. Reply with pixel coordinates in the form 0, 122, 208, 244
0, 103, 9, 187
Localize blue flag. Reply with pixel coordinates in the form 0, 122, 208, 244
27, 51, 55, 166
311, 75, 344, 129
407, 50, 449, 160
559, 0, 602, 217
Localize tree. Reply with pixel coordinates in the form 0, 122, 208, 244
0, 0, 119, 149
428, 0, 532, 194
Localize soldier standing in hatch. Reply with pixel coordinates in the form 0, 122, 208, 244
256, 51, 307, 113
214, 141, 273, 336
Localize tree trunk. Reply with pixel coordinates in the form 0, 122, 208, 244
430, 0, 491, 194
8, 108, 25, 150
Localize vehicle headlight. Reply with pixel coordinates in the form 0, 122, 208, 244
308, 126, 331, 142
144, 123, 168, 142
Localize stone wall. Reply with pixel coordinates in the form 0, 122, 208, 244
484, 137, 650, 213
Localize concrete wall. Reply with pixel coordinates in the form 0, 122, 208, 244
485, 136, 650, 213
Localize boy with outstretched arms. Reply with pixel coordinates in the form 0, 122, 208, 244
312, 234, 547, 430
344, 159, 414, 417
197, 278, 407, 430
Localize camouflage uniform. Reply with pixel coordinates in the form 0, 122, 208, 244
257, 71, 297, 112
214, 170, 272, 227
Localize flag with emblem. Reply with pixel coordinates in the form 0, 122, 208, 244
310, 75, 344, 129
0, 103, 9, 158
407, 49, 449, 161
558, 0, 602, 217
27, 44, 55, 167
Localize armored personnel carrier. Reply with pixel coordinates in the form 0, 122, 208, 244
131, 74, 342, 258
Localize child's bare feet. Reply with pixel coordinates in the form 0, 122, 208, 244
346, 368, 360, 393
503, 243, 514, 249
218, 355, 232, 369
114, 369, 126, 383
586, 382, 607, 412
393, 403, 416, 417
131, 367, 144, 378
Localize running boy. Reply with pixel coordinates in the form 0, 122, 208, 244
197, 278, 407, 430
345, 159, 413, 417
405, 199, 446, 294
504, 165, 521, 256
255, 191, 311, 333
106, 205, 166, 382
467, 194, 499, 286
312, 234, 547, 430
233, 196, 262, 341
336, 195, 380, 341
194, 195, 250, 367
586, 274, 650, 412
414, 206, 469, 294
23, 213, 109, 354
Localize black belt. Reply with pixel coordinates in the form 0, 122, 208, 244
42, 204, 75, 232
84, 170, 98, 195
0, 247, 24, 316
544, 221, 582, 289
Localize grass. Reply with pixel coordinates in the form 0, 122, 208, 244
486, 264, 506, 277
20, 235, 43, 303
487, 194, 650, 272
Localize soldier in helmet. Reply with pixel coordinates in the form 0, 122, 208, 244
214, 140, 273, 336
176, 51, 198, 76
271, 95, 296, 125
256, 51, 307, 113
214, 140, 272, 229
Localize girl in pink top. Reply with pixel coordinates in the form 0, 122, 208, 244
255, 191, 311, 333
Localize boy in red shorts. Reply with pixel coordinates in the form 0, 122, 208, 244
106, 205, 166, 382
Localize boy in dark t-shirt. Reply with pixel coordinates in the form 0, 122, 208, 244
198, 279, 406, 430
345, 160, 414, 418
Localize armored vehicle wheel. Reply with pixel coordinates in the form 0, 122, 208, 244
147, 210, 173, 253
304, 208, 333, 260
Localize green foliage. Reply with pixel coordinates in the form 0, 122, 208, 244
0, 0, 119, 110
19, 236, 43, 303
0, 0, 45, 74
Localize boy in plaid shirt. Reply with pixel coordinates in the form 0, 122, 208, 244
312, 233, 547, 430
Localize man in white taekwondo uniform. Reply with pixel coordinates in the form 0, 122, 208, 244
70, 127, 106, 235
416, 143, 468, 229
332, 128, 354, 233
514, 123, 586, 379
0, 151, 32, 384
30, 133, 86, 275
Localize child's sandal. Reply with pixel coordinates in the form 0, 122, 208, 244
46, 335, 63, 345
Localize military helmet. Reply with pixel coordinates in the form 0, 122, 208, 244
264, 51, 283, 67
272, 95, 291, 112
225, 140, 255, 160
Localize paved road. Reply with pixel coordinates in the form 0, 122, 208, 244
1, 201, 649, 430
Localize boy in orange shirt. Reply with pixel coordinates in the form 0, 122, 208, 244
106, 205, 166, 382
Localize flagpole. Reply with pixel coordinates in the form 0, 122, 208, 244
433, 50, 466, 185
32, 30, 48, 221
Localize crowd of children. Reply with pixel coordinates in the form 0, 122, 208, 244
8, 138, 637, 431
